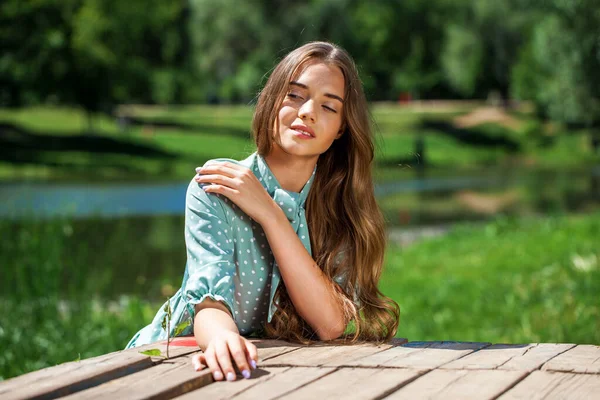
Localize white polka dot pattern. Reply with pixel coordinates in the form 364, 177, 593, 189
125, 152, 316, 349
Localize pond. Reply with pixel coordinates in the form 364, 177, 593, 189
1, 166, 599, 223
1, 165, 598, 300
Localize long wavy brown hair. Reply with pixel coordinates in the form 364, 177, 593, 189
252, 41, 399, 343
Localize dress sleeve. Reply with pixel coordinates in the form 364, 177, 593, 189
181, 179, 236, 322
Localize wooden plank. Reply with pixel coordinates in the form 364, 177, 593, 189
442, 343, 576, 372
174, 367, 291, 400
348, 341, 490, 369
442, 343, 535, 370
251, 339, 305, 362
541, 345, 600, 374
321, 343, 400, 367
343, 342, 432, 367
61, 352, 213, 400
386, 369, 527, 400
498, 343, 576, 372
261, 342, 395, 367
281, 368, 426, 400
228, 367, 336, 400
498, 370, 600, 399
0, 350, 153, 400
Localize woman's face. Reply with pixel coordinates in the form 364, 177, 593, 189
273, 62, 345, 159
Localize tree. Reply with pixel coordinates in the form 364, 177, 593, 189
512, 0, 600, 123
441, 0, 527, 102
0, 0, 193, 129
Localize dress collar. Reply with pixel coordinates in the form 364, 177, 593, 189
252, 152, 316, 208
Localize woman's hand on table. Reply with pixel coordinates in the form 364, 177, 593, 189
194, 161, 279, 226
191, 331, 258, 381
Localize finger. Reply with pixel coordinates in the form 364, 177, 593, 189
244, 339, 259, 370
194, 174, 238, 187
203, 348, 224, 381
228, 337, 252, 379
191, 353, 203, 371
214, 340, 237, 381
202, 184, 239, 199
198, 162, 243, 178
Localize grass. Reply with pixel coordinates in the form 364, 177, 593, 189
0, 103, 597, 180
1, 212, 598, 380
381, 212, 600, 344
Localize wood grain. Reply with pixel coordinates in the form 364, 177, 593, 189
61, 353, 212, 400
233, 367, 336, 400
4, 339, 596, 400
0, 350, 153, 400
261, 342, 394, 367
441, 343, 576, 372
281, 367, 426, 400
498, 370, 600, 399
251, 339, 305, 362
541, 345, 600, 374
174, 367, 291, 400
349, 341, 490, 369
385, 369, 526, 400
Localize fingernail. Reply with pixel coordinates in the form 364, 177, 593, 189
226, 372, 236, 381
213, 371, 223, 381
250, 360, 257, 369
192, 359, 201, 371
195, 167, 202, 172
242, 369, 251, 379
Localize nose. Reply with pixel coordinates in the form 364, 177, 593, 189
298, 99, 316, 123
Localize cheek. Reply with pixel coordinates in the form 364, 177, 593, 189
278, 106, 297, 127
327, 115, 343, 136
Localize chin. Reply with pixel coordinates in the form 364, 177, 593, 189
276, 138, 321, 158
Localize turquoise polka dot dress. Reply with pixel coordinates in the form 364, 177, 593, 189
125, 152, 315, 348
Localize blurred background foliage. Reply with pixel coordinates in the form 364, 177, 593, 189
1, 0, 599, 381
1, 0, 599, 128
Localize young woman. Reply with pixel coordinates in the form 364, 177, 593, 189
126, 41, 399, 382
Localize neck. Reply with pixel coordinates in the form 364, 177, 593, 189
264, 144, 317, 193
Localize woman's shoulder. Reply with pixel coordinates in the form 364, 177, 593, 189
185, 153, 257, 213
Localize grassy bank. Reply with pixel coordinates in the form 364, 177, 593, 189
1, 212, 598, 380
0, 104, 597, 181
381, 212, 600, 344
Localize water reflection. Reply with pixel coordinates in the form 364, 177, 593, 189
2, 166, 597, 222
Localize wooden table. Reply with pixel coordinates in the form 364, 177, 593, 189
1, 338, 599, 399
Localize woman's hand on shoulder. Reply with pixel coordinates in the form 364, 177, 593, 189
191, 330, 258, 381
194, 161, 279, 225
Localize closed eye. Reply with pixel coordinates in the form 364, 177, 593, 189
287, 93, 303, 100
323, 105, 337, 113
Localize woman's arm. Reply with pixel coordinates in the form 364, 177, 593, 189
183, 179, 257, 381
197, 161, 347, 340
192, 299, 258, 381
261, 207, 347, 340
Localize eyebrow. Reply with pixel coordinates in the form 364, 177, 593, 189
289, 81, 344, 103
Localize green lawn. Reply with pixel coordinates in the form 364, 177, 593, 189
381, 212, 600, 344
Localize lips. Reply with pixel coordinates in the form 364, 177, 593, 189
290, 124, 315, 138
